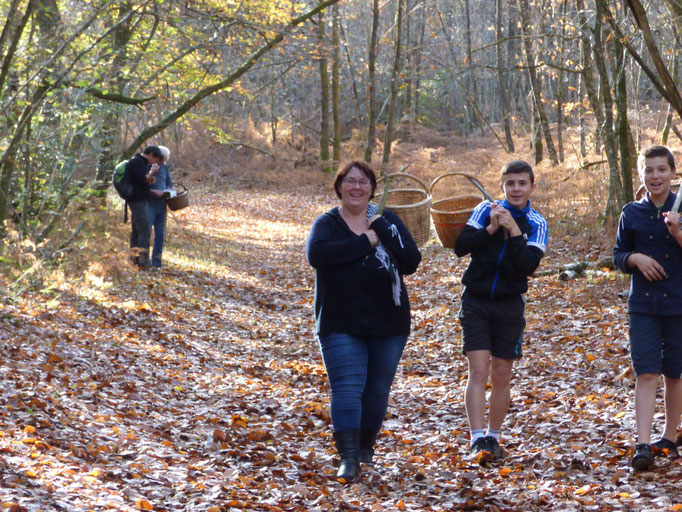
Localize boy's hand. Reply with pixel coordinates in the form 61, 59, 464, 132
495, 205, 522, 237
486, 203, 501, 234
664, 211, 682, 235
629, 253, 667, 281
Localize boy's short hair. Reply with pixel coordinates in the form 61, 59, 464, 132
501, 160, 534, 184
638, 145, 676, 174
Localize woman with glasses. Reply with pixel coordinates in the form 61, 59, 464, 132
306, 161, 421, 482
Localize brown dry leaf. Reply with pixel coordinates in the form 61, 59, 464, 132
135, 498, 154, 511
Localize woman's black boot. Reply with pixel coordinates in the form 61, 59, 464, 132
359, 429, 379, 464
333, 429, 360, 482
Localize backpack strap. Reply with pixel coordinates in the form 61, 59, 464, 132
123, 201, 128, 223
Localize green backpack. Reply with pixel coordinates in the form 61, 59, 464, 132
112, 160, 133, 201
112, 160, 133, 222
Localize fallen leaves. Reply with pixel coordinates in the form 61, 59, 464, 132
0, 185, 680, 511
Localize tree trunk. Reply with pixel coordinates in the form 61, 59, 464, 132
413, 0, 426, 121
496, 0, 514, 153
578, 68, 587, 157
364, 0, 380, 163
404, 0, 413, 116
464, 0, 483, 134
662, 43, 678, 145
317, 11, 331, 172
595, 0, 624, 220
95, 2, 133, 190
616, 40, 635, 203
577, 0, 603, 153
625, 0, 682, 119
331, 4, 341, 166
556, 0, 567, 163
338, 9, 363, 126
382, 0, 404, 165
531, 97, 543, 165
0, 0, 35, 227
518, 0, 558, 165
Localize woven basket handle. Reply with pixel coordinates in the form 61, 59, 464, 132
377, 171, 429, 193
429, 172, 493, 202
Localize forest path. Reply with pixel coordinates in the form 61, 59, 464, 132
1, 185, 680, 511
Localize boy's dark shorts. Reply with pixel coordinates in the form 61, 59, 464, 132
629, 313, 682, 378
458, 290, 525, 360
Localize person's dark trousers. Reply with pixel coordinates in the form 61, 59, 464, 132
319, 332, 407, 467
148, 200, 167, 268
128, 200, 151, 268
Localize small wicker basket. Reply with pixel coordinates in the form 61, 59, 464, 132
371, 172, 432, 247
167, 184, 189, 211
430, 172, 492, 248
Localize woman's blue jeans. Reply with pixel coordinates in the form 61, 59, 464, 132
318, 332, 408, 432
148, 201, 167, 267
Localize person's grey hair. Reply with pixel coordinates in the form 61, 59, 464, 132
158, 145, 171, 162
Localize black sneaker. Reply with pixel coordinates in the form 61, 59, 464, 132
631, 443, 653, 470
652, 438, 678, 456
484, 436, 502, 460
470, 437, 490, 457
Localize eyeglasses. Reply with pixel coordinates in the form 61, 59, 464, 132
343, 178, 371, 188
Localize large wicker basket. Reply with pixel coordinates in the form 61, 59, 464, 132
430, 172, 492, 248
370, 172, 432, 247
167, 184, 189, 211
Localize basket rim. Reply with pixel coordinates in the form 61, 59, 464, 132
371, 194, 432, 211
429, 172, 493, 202
430, 195, 480, 213
377, 171, 429, 193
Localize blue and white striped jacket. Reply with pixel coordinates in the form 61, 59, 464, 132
454, 199, 548, 300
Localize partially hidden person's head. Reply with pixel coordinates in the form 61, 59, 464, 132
142, 145, 164, 165
158, 146, 171, 163
500, 159, 535, 209
334, 161, 378, 200
638, 145, 676, 200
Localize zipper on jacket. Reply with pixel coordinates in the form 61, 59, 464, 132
490, 238, 508, 300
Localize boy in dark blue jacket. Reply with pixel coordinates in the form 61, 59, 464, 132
613, 145, 682, 470
455, 160, 548, 461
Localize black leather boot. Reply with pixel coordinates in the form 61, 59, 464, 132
135, 251, 150, 270
359, 429, 379, 464
333, 429, 360, 482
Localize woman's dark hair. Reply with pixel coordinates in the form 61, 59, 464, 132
333, 161, 378, 199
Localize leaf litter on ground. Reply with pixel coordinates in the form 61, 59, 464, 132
1, 184, 682, 511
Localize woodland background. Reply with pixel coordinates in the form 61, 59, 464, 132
3, 0, 682, 511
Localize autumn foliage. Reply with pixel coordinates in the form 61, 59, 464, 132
2, 129, 682, 511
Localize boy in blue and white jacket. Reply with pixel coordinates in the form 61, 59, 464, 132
614, 144, 682, 470
455, 160, 548, 461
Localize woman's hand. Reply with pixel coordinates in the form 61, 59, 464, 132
628, 253, 667, 281
364, 229, 380, 247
